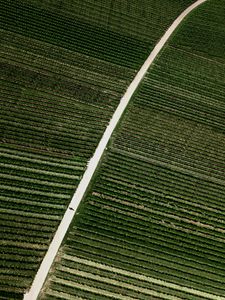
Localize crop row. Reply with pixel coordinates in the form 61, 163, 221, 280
0, 145, 85, 296
0, 61, 120, 110
0, 44, 129, 95
25, 0, 195, 44
113, 118, 225, 180
0, 12, 152, 297
0, 79, 111, 159
65, 234, 225, 288
112, 41, 225, 180
0, 1, 151, 69
41, 254, 210, 300
171, 0, 225, 62
0, 28, 135, 82
70, 220, 225, 278
0, 81, 112, 124
51, 255, 206, 300
106, 151, 225, 210
76, 214, 225, 268
40, 1, 225, 299
137, 76, 225, 128
0, 0, 214, 298
0, 5, 142, 295
41, 151, 225, 299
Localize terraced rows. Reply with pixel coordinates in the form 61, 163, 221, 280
24, 0, 196, 43
0, 0, 152, 69
40, 1, 225, 299
0, 146, 86, 299
40, 151, 225, 299
0, 0, 134, 297
133, 46, 225, 128
0, 0, 199, 298
0, 76, 114, 157
113, 106, 225, 180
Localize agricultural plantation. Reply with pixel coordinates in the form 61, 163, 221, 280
38, 0, 225, 299
0, 0, 200, 299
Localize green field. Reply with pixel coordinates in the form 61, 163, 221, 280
39, 1, 225, 299
0, 0, 197, 298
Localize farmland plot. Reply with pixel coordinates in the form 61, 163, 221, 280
0, 0, 196, 298
22, 0, 196, 44
39, 1, 225, 299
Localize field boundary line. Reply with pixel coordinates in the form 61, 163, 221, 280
24, 1, 208, 299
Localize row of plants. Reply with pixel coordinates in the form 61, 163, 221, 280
0, 0, 142, 294
0, 142, 83, 295
25, 0, 196, 44
40, 148, 225, 298
0, 1, 152, 70
106, 151, 225, 209
112, 38, 225, 180
40, 0, 225, 299
114, 114, 225, 180
0, 145, 84, 296
0, 0, 210, 298
171, 0, 225, 63
0, 28, 135, 83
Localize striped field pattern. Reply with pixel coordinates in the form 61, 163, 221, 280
39, 1, 225, 299
0, 0, 197, 298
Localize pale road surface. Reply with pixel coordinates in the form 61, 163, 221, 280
24, 1, 224, 300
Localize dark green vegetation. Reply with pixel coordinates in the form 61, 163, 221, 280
40, 1, 225, 299
0, 0, 196, 298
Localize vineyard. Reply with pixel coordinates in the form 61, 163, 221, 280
0, 0, 199, 299
38, 0, 225, 299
